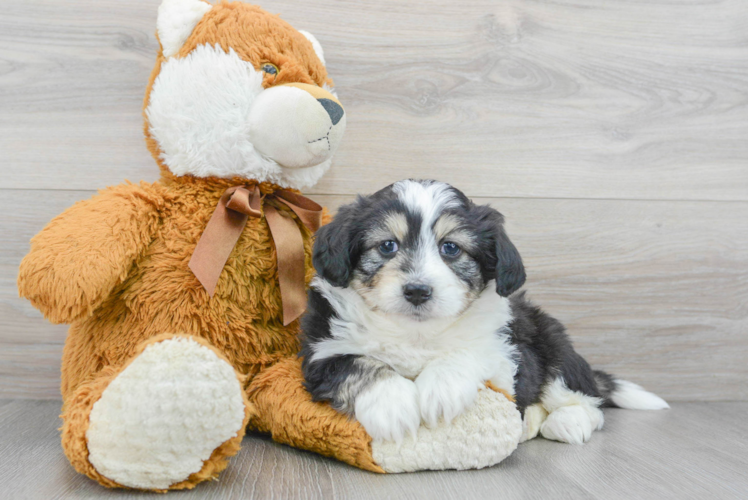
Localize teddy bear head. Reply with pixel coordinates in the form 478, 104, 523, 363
144, 0, 345, 189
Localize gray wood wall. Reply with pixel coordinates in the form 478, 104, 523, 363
1, 0, 746, 400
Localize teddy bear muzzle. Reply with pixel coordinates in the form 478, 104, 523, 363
248, 82, 346, 169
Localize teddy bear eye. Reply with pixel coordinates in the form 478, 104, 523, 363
261, 63, 278, 75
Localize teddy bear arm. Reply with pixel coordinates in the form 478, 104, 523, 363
247, 357, 385, 473
18, 182, 163, 324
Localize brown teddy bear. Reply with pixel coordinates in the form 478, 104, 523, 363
18, 0, 521, 491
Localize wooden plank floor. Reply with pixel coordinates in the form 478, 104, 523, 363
0, 400, 745, 500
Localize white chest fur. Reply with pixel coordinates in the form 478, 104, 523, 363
310, 278, 519, 394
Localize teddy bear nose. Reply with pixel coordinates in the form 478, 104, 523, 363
317, 98, 344, 125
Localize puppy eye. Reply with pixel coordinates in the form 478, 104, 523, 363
261, 63, 278, 75
440, 241, 461, 257
379, 240, 399, 255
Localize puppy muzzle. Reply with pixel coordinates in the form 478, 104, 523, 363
248, 82, 346, 169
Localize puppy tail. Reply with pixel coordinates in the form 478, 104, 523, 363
593, 370, 670, 410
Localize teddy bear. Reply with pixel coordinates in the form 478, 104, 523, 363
17, 0, 522, 491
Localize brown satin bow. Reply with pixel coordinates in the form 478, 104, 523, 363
188, 185, 322, 326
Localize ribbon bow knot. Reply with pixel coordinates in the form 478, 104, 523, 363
189, 184, 323, 326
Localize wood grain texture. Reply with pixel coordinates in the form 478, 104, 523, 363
0, 400, 746, 499
1, 0, 746, 401
0, 0, 747, 199
2, 190, 746, 400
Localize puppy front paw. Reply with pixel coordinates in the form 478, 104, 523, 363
415, 365, 481, 428
354, 375, 420, 443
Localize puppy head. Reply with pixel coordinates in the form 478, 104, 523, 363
313, 179, 525, 321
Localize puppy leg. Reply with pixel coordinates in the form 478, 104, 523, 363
304, 354, 420, 443
520, 403, 548, 443
355, 371, 421, 443
415, 351, 485, 428
539, 378, 604, 445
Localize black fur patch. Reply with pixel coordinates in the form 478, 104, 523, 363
508, 292, 617, 412
300, 288, 354, 405
300, 288, 397, 413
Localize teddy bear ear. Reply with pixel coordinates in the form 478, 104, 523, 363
298, 30, 326, 66
157, 0, 212, 58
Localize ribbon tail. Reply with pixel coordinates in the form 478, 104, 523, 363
274, 190, 323, 232
265, 205, 308, 325
189, 193, 249, 296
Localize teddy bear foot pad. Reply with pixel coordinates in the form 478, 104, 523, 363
371, 389, 523, 473
85, 337, 247, 489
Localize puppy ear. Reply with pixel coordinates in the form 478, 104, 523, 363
494, 225, 526, 297
312, 202, 360, 287
471, 203, 526, 297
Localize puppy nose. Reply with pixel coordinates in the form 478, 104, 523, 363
403, 284, 432, 306
317, 98, 344, 125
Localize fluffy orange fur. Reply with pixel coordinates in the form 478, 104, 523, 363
18, 1, 378, 491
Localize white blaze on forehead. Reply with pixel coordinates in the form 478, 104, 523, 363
389, 181, 469, 317
392, 180, 460, 231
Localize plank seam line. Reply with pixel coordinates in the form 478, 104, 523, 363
1, 187, 747, 204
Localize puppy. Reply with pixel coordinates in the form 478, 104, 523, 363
300, 179, 668, 445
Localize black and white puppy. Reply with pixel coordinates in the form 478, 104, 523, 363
300, 179, 668, 444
